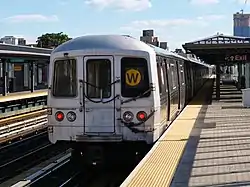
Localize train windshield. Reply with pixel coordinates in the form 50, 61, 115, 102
121, 57, 150, 98
86, 59, 111, 98
52, 59, 77, 97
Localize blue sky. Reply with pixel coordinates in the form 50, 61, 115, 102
0, 0, 249, 50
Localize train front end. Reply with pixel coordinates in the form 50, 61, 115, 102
47, 35, 157, 166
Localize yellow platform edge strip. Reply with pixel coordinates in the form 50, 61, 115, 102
0, 90, 48, 103
120, 78, 214, 187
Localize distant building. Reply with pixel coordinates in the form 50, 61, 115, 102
0, 36, 17, 45
140, 29, 171, 49
160, 42, 168, 50
0, 36, 27, 45
140, 29, 159, 47
142, 30, 154, 37
233, 12, 250, 37
17, 38, 26, 46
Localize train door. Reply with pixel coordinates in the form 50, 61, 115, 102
166, 58, 179, 121
83, 56, 116, 133
162, 58, 170, 121
156, 56, 169, 124
176, 60, 181, 109
177, 60, 185, 110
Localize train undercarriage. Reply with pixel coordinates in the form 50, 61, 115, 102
69, 141, 153, 169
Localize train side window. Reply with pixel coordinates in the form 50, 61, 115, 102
160, 67, 166, 91
86, 59, 111, 98
157, 63, 163, 94
175, 64, 179, 87
181, 70, 185, 85
164, 58, 173, 89
156, 56, 167, 95
170, 62, 176, 89
161, 62, 168, 92
179, 62, 185, 85
53, 59, 77, 97
173, 60, 179, 89
121, 57, 150, 98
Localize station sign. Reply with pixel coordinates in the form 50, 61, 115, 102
9, 58, 25, 63
224, 54, 247, 62
14, 65, 22, 71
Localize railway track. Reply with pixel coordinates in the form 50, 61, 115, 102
0, 130, 48, 168
0, 138, 68, 184
12, 152, 73, 187
0, 108, 73, 185
11, 152, 137, 187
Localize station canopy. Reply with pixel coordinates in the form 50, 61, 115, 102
182, 34, 250, 65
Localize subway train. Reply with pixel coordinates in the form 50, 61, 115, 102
47, 35, 212, 166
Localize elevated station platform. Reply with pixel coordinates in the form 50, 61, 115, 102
121, 77, 250, 187
0, 90, 47, 103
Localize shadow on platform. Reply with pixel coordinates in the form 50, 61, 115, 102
170, 82, 250, 187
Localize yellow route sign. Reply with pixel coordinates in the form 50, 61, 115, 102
125, 69, 141, 86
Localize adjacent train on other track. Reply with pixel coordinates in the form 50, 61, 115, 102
47, 35, 212, 166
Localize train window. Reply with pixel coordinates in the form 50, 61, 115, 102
86, 59, 111, 98
156, 55, 168, 95
180, 70, 185, 85
164, 58, 173, 90
170, 60, 178, 89
170, 65, 176, 89
161, 62, 169, 92
157, 63, 163, 94
53, 59, 77, 97
121, 57, 150, 98
179, 62, 185, 85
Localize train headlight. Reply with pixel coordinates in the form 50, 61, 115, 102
66, 111, 76, 122
123, 111, 134, 123
55, 111, 64, 122
136, 111, 147, 122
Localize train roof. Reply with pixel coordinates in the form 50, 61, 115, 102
52, 34, 211, 68
148, 44, 211, 67
52, 35, 154, 53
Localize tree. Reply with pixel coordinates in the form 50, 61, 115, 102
36, 32, 72, 48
